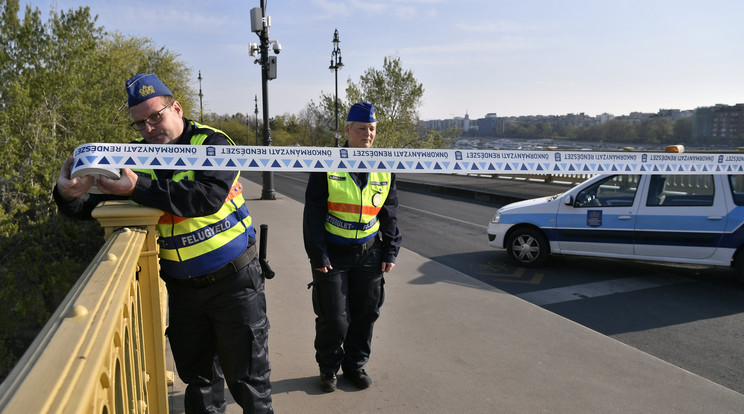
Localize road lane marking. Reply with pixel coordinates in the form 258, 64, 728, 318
270, 173, 488, 229
399, 205, 487, 229
275, 172, 307, 182
516, 275, 692, 306
271, 173, 488, 229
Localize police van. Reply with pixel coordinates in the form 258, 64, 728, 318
487, 173, 744, 282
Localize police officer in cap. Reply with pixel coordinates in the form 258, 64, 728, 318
303, 102, 402, 392
54, 73, 273, 413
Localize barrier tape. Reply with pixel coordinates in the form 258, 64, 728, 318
71, 143, 744, 177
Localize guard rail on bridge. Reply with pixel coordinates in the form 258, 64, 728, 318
0, 201, 170, 414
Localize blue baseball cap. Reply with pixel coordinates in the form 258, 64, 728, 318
126, 73, 172, 107
347, 102, 377, 123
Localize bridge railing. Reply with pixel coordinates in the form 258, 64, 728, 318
0, 201, 169, 414
482, 172, 593, 184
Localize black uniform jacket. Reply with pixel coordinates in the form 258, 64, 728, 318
54, 118, 239, 223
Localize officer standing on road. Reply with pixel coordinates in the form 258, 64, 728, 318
53, 73, 273, 413
303, 102, 402, 392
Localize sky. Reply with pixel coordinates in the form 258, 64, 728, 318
22, 0, 744, 121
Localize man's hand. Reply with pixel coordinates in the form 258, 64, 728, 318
313, 266, 333, 273
97, 168, 138, 196
382, 262, 395, 273
57, 155, 94, 201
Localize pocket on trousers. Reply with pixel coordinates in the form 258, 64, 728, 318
378, 276, 386, 309
310, 280, 324, 319
309, 270, 334, 320
250, 315, 271, 377
247, 258, 264, 292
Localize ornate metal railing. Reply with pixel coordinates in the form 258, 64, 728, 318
0, 201, 169, 414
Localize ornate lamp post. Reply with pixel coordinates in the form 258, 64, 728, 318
198, 70, 203, 123
254, 95, 259, 146
329, 29, 344, 147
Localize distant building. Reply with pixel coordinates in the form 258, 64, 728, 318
657, 108, 693, 121
617, 112, 655, 125
712, 104, 744, 144
558, 112, 596, 128
477, 113, 505, 136
692, 106, 716, 145
692, 104, 744, 145
595, 113, 614, 125
420, 104, 740, 144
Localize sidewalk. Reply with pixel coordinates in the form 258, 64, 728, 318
167, 177, 744, 413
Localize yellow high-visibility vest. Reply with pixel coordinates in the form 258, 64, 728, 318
133, 123, 253, 278
325, 171, 391, 245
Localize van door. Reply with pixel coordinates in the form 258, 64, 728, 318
634, 174, 727, 259
555, 175, 641, 255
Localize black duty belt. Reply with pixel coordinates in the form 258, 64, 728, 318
165, 243, 257, 288
328, 238, 377, 255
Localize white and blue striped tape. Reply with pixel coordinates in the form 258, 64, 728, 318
71, 143, 744, 176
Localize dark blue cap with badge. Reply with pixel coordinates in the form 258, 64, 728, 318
126, 73, 172, 107
347, 102, 377, 123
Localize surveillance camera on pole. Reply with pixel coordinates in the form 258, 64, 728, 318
249, 1, 279, 200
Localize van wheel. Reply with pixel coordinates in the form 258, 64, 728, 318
506, 228, 549, 267
734, 250, 744, 283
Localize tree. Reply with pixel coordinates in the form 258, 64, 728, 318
0, 0, 193, 380
202, 112, 252, 145
298, 93, 348, 147
345, 56, 432, 148
640, 118, 673, 144
605, 119, 638, 143
673, 117, 693, 144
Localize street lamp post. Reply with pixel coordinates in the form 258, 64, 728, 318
198, 70, 203, 123
249, 0, 281, 200
254, 95, 259, 146
329, 29, 344, 147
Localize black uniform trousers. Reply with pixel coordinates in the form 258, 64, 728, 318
311, 238, 386, 375
165, 256, 272, 414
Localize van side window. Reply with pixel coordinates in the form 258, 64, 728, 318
647, 175, 714, 206
575, 175, 640, 207
728, 175, 744, 206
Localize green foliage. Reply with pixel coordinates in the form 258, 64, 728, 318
0, 0, 193, 380
268, 113, 313, 146
604, 119, 639, 142
0, 215, 103, 379
673, 117, 693, 142
203, 112, 253, 146
295, 93, 348, 147
639, 118, 674, 144
282, 55, 449, 149
278, 56, 452, 149
346, 56, 433, 148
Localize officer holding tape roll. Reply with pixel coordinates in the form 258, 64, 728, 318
303, 102, 402, 392
53, 74, 272, 413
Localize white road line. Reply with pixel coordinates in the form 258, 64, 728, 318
399, 205, 487, 229
271, 172, 488, 229
273, 172, 309, 183
516, 275, 692, 306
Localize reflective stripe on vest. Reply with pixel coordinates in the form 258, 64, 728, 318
324, 171, 391, 245
133, 122, 254, 278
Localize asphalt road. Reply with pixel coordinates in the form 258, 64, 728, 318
242, 171, 744, 395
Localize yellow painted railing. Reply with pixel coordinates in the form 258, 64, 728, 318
0, 201, 169, 414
